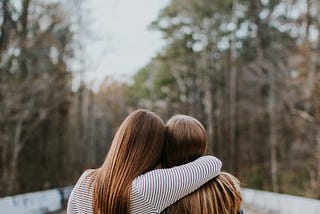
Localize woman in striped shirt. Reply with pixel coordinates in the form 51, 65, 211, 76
67, 109, 222, 214
162, 115, 243, 214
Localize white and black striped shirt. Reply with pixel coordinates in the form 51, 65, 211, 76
67, 156, 222, 214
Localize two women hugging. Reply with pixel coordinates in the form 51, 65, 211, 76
67, 109, 243, 214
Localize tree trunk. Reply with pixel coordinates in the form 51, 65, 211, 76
252, 0, 279, 192
0, 0, 15, 59
201, 46, 215, 155
315, 129, 320, 198
19, 0, 31, 78
78, 84, 85, 169
268, 75, 279, 192
229, 0, 238, 174
204, 75, 214, 155
1, 134, 8, 195
304, 0, 315, 111
86, 88, 95, 167
7, 120, 23, 194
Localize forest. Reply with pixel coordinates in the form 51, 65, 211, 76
0, 0, 319, 200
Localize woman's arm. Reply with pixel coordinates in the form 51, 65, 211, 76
131, 155, 222, 213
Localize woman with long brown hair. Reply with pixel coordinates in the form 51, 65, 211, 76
162, 115, 243, 214
67, 110, 222, 214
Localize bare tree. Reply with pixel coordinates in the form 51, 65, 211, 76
228, 0, 238, 173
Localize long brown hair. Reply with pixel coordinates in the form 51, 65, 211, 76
163, 115, 242, 214
93, 109, 165, 214
162, 115, 207, 168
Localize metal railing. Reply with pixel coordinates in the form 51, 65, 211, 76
0, 187, 319, 214
242, 188, 320, 214
0, 186, 72, 214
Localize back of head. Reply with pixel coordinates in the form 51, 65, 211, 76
163, 115, 242, 214
162, 115, 208, 167
166, 172, 243, 214
93, 109, 165, 214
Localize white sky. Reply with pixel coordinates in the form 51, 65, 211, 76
80, 0, 169, 89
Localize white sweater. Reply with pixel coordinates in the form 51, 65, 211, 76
67, 156, 222, 214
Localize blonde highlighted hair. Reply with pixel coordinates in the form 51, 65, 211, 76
165, 172, 242, 214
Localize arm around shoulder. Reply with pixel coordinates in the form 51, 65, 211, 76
131, 155, 222, 212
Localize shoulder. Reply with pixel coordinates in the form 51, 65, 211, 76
73, 169, 96, 193
68, 169, 96, 213
79, 169, 96, 183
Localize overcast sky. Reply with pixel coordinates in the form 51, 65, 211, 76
80, 0, 169, 89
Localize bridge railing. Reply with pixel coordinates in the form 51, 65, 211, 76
0, 187, 319, 214
0, 186, 72, 214
242, 188, 320, 214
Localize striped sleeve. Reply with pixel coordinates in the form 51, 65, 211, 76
130, 155, 222, 213
67, 170, 95, 214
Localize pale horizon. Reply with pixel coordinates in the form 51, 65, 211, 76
79, 0, 170, 90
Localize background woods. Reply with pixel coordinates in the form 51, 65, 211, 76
128, 0, 320, 198
0, 0, 112, 196
0, 0, 319, 200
